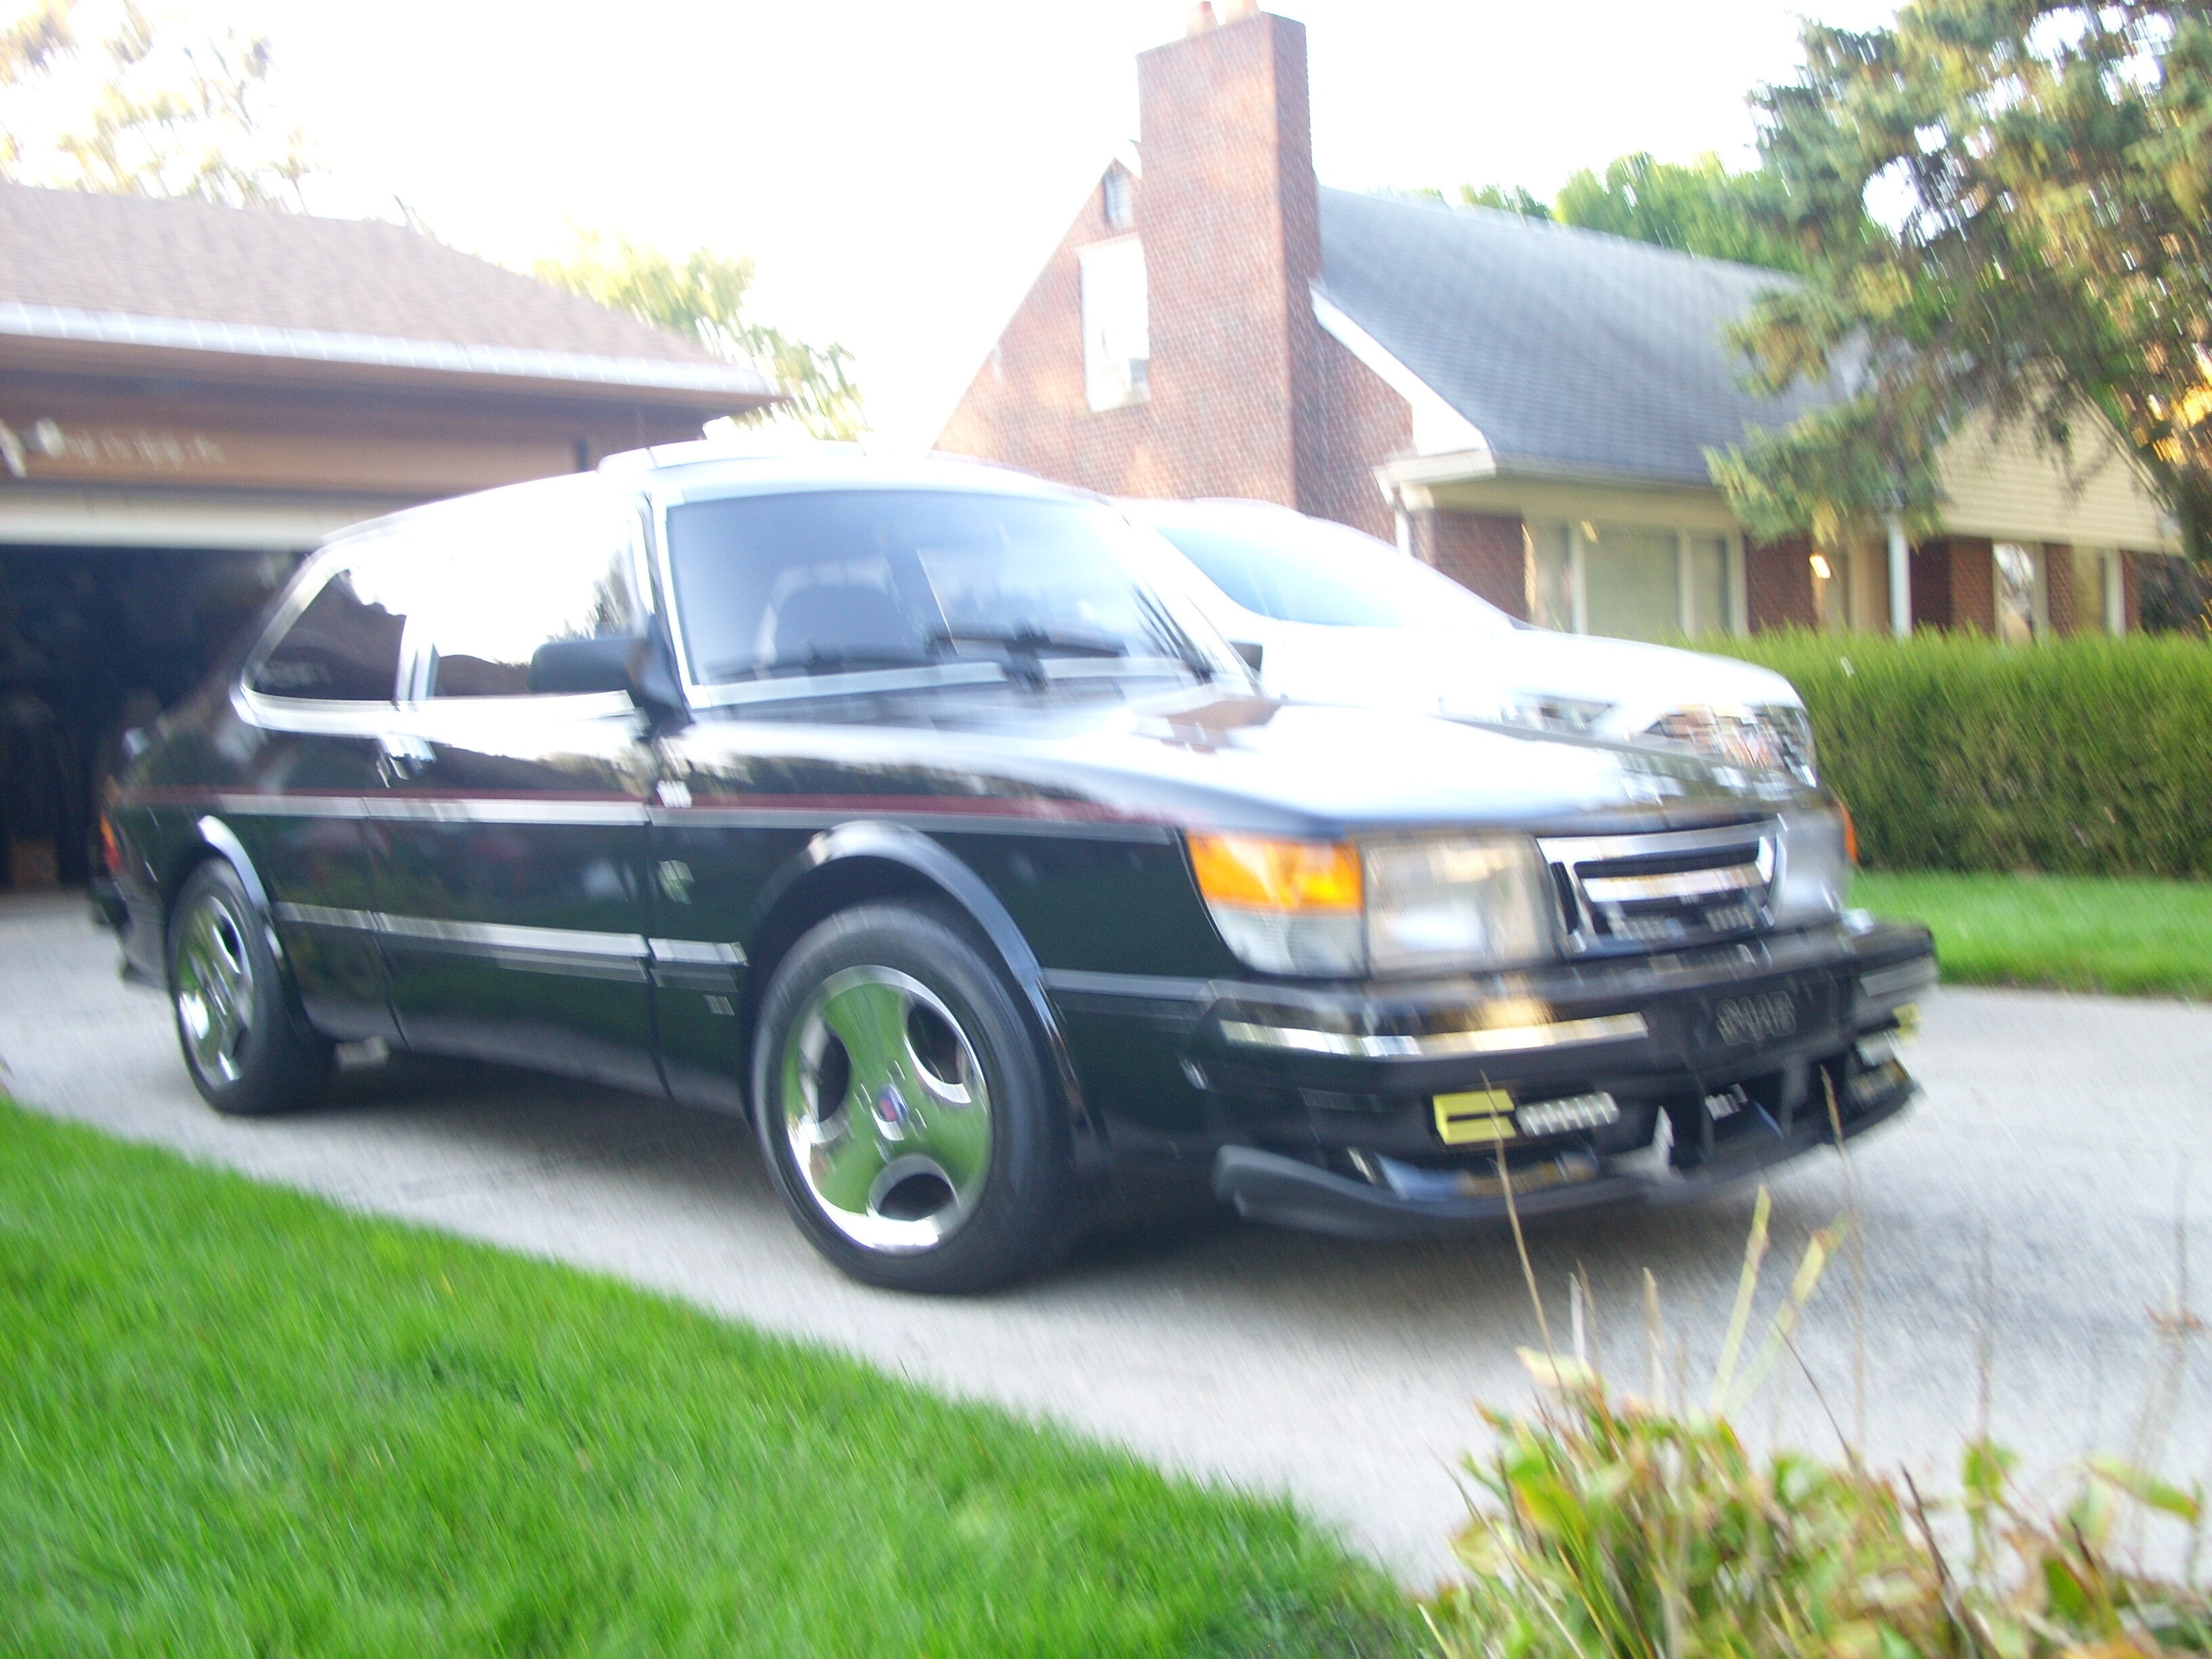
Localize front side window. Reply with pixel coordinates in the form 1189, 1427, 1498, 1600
249, 558, 407, 701
1151, 510, 1515, 633
402, 481, 644, 698
665, 489, 1216, 691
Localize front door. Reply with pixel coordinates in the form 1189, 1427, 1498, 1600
356, 477, 665, 1094
370, 701, 661, 1092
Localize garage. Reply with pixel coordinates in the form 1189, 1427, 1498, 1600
0, 179, 775, 893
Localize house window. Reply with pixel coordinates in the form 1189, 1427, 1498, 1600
1526, 520, 1745, 640
1102, 167, 1133, 230
1994, 542, 2047, 642
2071, 546, 2125, 634
1080, 237, 1148, 412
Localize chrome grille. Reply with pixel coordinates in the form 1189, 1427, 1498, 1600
1538, 821, 1776, 952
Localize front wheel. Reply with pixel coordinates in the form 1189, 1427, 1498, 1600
167, 860, 331, 1115
753, 902, 1076, 1293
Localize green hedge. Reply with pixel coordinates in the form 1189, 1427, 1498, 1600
1698, 630, 2212, 877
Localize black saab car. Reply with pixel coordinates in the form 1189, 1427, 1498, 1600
101, 443, 1934, 1292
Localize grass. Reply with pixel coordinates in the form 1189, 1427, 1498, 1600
1852, 869, 2212, 1000
0, 1101, 1413, 1658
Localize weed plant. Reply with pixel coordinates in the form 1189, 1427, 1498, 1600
1422, 1191, 2210, 1658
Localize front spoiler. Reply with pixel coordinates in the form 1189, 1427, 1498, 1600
1212, 1070, 1914, 1241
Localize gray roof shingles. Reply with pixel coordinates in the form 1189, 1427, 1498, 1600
1316, 187, 1829, 485
0, 180, 720, 367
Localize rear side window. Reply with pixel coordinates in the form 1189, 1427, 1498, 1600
410, 481, 644, 698
249, 562, 407, 701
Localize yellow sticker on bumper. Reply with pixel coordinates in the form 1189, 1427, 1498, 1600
1434, 1088, 1517, 1145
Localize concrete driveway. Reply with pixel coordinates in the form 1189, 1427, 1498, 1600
3, 890, 2207, 1582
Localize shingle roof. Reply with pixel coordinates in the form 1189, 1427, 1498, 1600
1316, 188, 1830, 485
0, 180, 731, 371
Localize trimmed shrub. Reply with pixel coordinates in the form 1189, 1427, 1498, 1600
1700, 631, 2212, 877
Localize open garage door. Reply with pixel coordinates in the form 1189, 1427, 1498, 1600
0, 487, 413, 893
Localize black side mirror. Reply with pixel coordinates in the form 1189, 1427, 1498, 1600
1231, 638, 1265, 676
529, 636, 638, 695
529, 635, 690, 729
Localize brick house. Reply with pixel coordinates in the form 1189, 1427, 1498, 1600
937, 1, 2179, 642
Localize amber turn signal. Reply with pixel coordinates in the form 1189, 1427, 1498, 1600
1187, 834, 1362, 912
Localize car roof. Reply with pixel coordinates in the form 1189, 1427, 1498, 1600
321, 441, 1091, 548
607, 438, 1086, 504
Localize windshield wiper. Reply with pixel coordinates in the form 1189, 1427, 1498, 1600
926, 625, 1130, 660
703, 646, 938, 681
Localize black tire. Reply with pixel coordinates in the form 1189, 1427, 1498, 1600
752, 901, 1076, 1293
166, 860, 332, 1115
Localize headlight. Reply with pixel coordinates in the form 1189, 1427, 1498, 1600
1641, 703, 1818, 786
1188, 832, 1555, 978
1186, 835, 1366, 976
1772, 808, 1849, 926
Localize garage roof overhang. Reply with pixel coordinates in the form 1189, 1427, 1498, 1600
0, 302, 781, 418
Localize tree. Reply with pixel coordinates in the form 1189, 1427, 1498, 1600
1431, 156, 1807, 271
1711, 0, 2212, 564
0, 0, 312, 209
1456, 181, 1553, 220
1554, 152, 1807, 273
535, 230, 865, 441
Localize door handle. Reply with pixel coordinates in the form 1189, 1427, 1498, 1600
375, 733, 434, 784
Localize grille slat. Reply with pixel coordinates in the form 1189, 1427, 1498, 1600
1539, 821, 1776, 952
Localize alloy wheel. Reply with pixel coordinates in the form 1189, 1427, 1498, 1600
779, 965, 994, 1254
175, 889, 257, 1087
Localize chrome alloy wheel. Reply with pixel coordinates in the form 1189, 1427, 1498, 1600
175, 888, 258, 1087
780, 965, 993, 1254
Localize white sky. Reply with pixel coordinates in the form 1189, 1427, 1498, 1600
56, 1, 1900, 443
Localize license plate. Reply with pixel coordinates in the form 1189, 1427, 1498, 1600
1695, 977, 1831, 1052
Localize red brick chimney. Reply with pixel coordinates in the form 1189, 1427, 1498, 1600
1135, 6, 1323, 506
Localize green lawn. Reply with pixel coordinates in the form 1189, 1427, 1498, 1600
0, 1102, 1412, 1658
1851, 870, 2212, 1000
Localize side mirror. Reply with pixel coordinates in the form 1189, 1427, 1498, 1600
529, 635, 690, 729
529, 636, 638, 695
121, 726, 152, 762
1230, 638, 1265, 676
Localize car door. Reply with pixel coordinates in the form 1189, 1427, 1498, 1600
365, 478, 665, 1095
232, 546, 409, 1044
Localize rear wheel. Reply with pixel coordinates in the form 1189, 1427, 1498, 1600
754, 902, 1075, 1293
167, 861, 331, 1115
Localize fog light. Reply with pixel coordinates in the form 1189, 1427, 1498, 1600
1514, 1092, 1620, 1137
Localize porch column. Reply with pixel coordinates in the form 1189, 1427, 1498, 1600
1886, 513, 1912, 638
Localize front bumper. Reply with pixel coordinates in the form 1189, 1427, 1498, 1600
1052, 917, 1934, 1236
1212, 1053, 1912, 1239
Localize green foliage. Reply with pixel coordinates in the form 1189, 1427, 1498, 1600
1553, 152, 1807, 274
0, 1101, 1411, 1657
1458, 182, 1554, 220
1435, 152, 1811, 272
1700, 631, 2212, 878
1713, 1, 2212, 562
0, 0, 312, 209
1425, 1375, 2209, 1658
535, 230, 865, 441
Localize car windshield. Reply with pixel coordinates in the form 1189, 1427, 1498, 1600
1144, 506, 1517, 633
665, 489, 1229, 693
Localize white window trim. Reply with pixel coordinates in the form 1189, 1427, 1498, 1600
1556, 519, 1744, 638
1078, 236, 1149, 413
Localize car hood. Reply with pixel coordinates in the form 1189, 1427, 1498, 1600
1244, 621, 1800, 738
689, 687, 1816, 840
